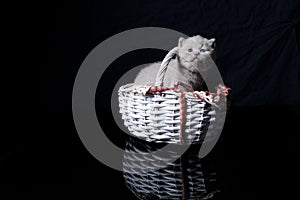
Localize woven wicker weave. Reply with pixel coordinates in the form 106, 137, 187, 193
118, 47, 226, 144
123, 136, 220, 200
119, 85, 215, 144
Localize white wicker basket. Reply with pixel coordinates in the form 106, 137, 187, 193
118, 47, 228, 144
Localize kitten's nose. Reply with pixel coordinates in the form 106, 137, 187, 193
194, 52, 200, 56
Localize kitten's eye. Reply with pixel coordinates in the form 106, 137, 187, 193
200, 49, 206, 52
188, 48, 193, 52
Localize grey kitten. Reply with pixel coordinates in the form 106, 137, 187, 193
134, 35, 216, 91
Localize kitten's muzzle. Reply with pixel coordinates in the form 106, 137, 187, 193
192, 56, 200, 61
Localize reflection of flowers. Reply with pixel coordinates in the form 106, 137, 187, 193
123, 136, 220, 200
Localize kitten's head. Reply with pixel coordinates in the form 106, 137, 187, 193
178, 35, 215, 73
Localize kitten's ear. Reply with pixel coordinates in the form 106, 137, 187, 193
178, 37, 185, 47
208, 38, 216, 48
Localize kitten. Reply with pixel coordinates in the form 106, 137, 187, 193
134, 35, 216, 91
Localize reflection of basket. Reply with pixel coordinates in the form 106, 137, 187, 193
123, 136, 219, 200
118, 47, 228, 144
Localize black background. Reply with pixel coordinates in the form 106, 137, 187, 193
5, 0, 300, 199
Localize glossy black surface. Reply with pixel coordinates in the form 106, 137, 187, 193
3, 106, 300, 199
123, 136, 219, 199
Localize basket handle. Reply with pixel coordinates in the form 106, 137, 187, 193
155, 47, 179, 87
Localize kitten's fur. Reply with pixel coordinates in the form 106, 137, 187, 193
134, 35, 216, 91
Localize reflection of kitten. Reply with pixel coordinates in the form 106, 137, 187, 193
134, 35, 216, 91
